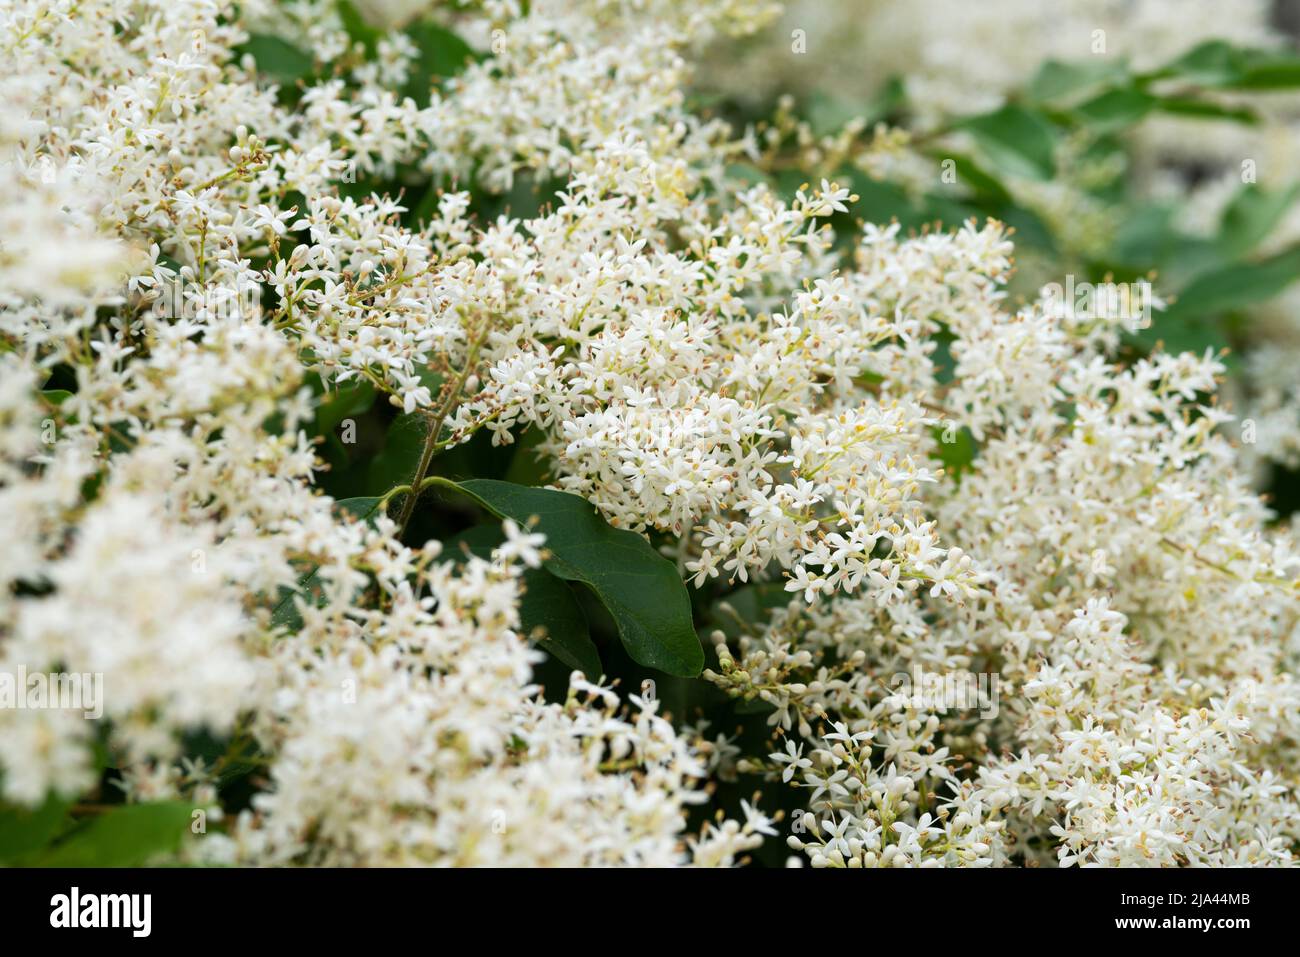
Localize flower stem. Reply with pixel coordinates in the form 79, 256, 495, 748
394, 332, 485, 537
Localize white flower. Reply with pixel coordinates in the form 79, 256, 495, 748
772, 739, 812, 783
498, 519, 546, 568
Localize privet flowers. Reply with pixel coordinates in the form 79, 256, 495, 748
0, 0, 1297, 867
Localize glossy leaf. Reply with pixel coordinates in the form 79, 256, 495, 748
435, 479, 704, 677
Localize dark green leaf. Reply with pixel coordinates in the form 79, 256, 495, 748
710, 582, 792, 641
845, 175, 918, 228
1153, 97, 1258, 124
366, 413, 428, 492
315, 379, 376, 462
336, 495, 384, 522
435, 479, 704, 677
1129, 314, 1224, 357
238, 35, 315, 84
403, 22, 476, 107
502, 426, 551, 486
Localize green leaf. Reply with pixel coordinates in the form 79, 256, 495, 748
842, 172, 919, 228
1074, 87, 1155, 131
403, 21, 476, 107
997, 205, 1057, 253
858, 76, 906, 127
337, 0, 382, 58
1149, 40, 1242, 86
928, 152, 1012, 203
806, 79, 903, 137
1136, 318, 1224, 357
1028, 59, 1128, 104
1112, 203, 1179, 267
502, 426, 551, 486
0, 793, 75, 863
931, 424, 978, 479
446, 525, 601, 679
1149, 41, 1300, 90
960, 104, 1057, 181
1216, 183, 1300, 259
36, 801, 193, 867
1164, 245, 1300, 323
314, 379, 376, 461
336, 495, 384, 522
724, 163, 768, 188
1152, 97, 1258, 124
800, 82, 903, 138
1231, 53, 1300, 90
806, 92, 863, 138
366, 413, 428, 492
434, 479, 704, 677
238, 35, 315, 84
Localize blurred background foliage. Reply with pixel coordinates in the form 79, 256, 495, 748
688, 0, 1300, 516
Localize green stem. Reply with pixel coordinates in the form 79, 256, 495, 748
393, 335, 484, 537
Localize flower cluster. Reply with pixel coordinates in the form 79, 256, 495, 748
705, 277, 1300, 866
